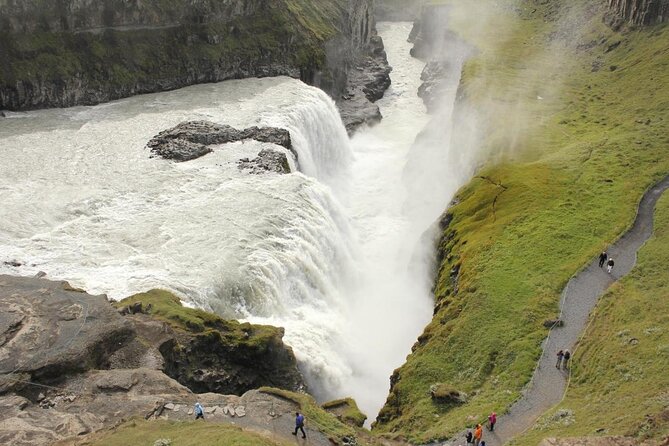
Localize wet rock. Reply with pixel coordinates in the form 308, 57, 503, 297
238, 148, 292, 174
3, 260, 21, 267
147, 121, 293, 162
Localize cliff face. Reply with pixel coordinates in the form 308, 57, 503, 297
608, 0, 669, 25
0, 0, 382, 111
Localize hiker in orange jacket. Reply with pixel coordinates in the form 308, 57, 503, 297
474, 423, 483, 446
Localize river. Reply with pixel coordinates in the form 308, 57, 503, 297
0, 22, 465, 422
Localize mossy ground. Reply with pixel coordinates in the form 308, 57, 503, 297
322, 397, 368, 427
510, 192, 669, 443
373, 0, 669, 443
60, 419, 291, 446
115, 289, 281, 347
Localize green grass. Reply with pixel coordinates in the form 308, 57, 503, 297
115, 289, 281, 348
322, 397, 368, 427
64, 419, 291, 446
258, 388, 359, 441
373, 0, 669, 442
511, 192, 669, 444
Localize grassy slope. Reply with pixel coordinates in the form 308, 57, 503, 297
511, 191, 669, 444
64, 419, 291, 446
374, 0, 669, 442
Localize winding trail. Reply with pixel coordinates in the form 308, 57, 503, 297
471, 175, 669, 446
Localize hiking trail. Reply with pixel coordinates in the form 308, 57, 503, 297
448, 175, 669, 446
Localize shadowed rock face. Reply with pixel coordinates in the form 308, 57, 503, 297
608, 0, 669, 25
147, 120, 293, 163
238, 148, 292, 174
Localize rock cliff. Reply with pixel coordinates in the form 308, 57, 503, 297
0, 0, 389, 127
608, 0, 669, 25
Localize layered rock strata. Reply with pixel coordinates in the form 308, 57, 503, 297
0, 0, 390, 132
608, 0, 669, 25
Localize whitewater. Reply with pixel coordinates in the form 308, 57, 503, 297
0, 23, 467, 421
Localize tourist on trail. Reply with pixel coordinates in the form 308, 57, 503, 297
556, 349, 564, 369
488, 412, 497, 431
474, 423, 483, 446
480, 442, 487, 446
598, 251, 608, 268
293, 412, 306, 438
466, 429, 474, 444
194, 402, 204, 420
607, 258, 615, 273
563, 350, 571, 370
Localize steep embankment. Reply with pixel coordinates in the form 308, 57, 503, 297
0, 0, 384, 117
373, 0, 669, 443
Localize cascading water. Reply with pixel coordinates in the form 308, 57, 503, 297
0, 22, 472, 424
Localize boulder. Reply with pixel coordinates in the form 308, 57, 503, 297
238, 148, 292, 174
147, 121, 294, 162
429, 383, 467, 404
0, 275, 134, 382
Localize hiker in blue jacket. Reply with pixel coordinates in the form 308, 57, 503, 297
194, 402, 204, 420
292, 412, 306, 438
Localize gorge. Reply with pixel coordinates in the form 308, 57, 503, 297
1, 0, 669, 445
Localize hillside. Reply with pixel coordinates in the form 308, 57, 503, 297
373, 0, 669, 443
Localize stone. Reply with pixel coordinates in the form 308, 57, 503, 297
0, 275, 134, 382
238, 148, 292, 174
164, 403, 175, 410
429, 383, 468, 404
204, 406, 217, 414
147, 121, 294, 163
234, 406, 246, 417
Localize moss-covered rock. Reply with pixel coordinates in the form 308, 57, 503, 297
322, 397, 368, 427
114, 289, 304, 396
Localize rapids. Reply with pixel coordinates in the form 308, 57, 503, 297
0, 22, 469, 422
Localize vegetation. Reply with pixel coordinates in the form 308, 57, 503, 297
374, 0, 669, 442
0, 0, 348, 108
511, 192, 669, 444
62, 418, 291, 446
322, 397, 368, 427
115, 289, 282, 346
258, 387, 359, 441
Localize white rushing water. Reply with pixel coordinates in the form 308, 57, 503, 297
0, 22, 469, 422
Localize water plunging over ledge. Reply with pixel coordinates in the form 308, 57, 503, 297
0, 22, 470, 423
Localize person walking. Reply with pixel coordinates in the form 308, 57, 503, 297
474, 423, 483, 446
563, 350, 571, 370
598, 251, 608, 268
556, 349, 564, 369
488, 412, 497, 431
194, 402, 204, 420
292, 412, 306, 439
465, 429, 473, 444
607, 258, 615, 273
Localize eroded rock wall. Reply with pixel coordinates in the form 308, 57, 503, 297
0, 0, 388, 113
608, 0, 669, 25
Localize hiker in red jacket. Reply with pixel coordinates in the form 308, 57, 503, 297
488, 412, 497, 431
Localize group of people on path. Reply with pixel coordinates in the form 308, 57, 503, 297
598, 250, 615, 273
464, 412, 496, 446
556, 349, 571, 370
193, 403, 307, 440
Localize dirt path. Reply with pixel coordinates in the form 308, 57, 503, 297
455, 175, 669, 446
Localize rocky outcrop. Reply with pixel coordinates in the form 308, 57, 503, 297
0, 0, 390, 132
337, 34, 392, 132
608, 0, 669, 25
147, 120, 294, 163
0, 276, 310, 444
114, 289, 304, 396
0, 274, 133, 390
238, 148, 292, 174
